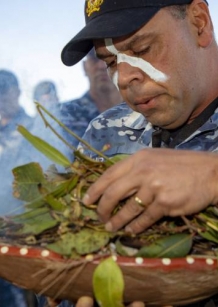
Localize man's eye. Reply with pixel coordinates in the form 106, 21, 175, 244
106, 59, 117, 68
134, 46, 151, 56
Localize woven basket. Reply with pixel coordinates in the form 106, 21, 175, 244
0, 243, 218, 305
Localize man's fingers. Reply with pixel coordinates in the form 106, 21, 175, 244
75, 296, 94, 307
104, 191, 154, 232
82, 156, 134, 206
125, 203, 165, 234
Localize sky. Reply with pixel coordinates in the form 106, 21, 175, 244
0, 0, 218, 116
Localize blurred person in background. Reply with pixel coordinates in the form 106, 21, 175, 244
0, 69, 33, 214
0, 69, 36, 307
22, 80, 73, 169
33, 80, 59, 109
60, 48, 123, 149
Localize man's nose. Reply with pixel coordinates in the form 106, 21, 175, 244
117, 61, 145, 90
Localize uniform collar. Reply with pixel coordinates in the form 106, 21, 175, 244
123, 110, 148, 129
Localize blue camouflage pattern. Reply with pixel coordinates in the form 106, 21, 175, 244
60, 92, 100, 149
78, 101, 218, 158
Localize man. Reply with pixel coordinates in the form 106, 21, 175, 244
60, 0, 218, 306
60, 48, 122, 149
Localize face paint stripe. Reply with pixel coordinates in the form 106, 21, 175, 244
112, 71, 119, 89
105, 38, 118, 55
104, 38, 169, 86
117, 53, 168, 82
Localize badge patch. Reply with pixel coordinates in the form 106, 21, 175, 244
86, 0, 104, 17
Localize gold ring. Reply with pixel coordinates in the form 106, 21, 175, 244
134, 196, 145, 207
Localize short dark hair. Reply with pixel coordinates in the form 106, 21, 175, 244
0, 70, 19, 95
167, 5, 188, 19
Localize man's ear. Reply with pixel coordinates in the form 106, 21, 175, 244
189, 0, 214, 47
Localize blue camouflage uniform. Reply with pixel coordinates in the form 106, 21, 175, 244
78, 101, 218, 158
60, 92, 100, 150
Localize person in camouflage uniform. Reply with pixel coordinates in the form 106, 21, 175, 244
61, 0, 218, 237
0, 69, 33, 214
60, 48, 122, 150
51, 0, 218, 306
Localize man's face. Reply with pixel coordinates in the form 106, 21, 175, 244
94, 6, 207, 129
83, 55, 117, 93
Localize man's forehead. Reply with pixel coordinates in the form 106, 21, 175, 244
93, 6, 169, 58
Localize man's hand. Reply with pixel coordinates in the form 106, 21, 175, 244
82, 148, 218, 233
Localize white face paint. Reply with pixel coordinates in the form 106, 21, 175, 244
105, 38, 119, 88
104, 38, 169, 88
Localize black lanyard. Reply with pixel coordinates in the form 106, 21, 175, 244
152, 97, 218, 148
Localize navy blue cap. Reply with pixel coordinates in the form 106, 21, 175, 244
61, 0, 208, 66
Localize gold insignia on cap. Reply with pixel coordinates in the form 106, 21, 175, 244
86, 0, 104, 17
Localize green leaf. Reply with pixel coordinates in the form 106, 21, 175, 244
45, 194, 66, 211
74, 228, 112, 255
104, 154, 129, 167
81, 207, 99, 221
205, 205, 218, 217
93, 257, 124, 307
198, 229, 218, 244
47, 232, 76, 256
25, 176, 79, 209
17, 125, 71, 167
13, 162, 48, 201
136, 233, 193, 258
109, 154, 129, 163
13, 207, 58, 235
47, 229, 112, 257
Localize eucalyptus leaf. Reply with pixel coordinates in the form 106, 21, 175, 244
47, 229, 112, 256
13, 162, 47, 201
205, 205, 218, 217
14, 207, 58, 235
74, 228, 112, 255
81, 207, 99, 221
47, 232, 76, 256
136, 233, 193, 258
20, 218, 58, 235
104, 154, 129, 167
17, 125, 71, 167
25, 177, 78, 209
45, 195, 66, 212
13, 207, 50, 222
93, 257, 124, 307
198, 228, 218, 244
109, 154, 129, 163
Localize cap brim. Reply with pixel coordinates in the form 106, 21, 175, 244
61, 7, 160, 66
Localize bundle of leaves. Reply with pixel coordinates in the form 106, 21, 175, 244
1, 103, 218, 306
0, 118, 218, 260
